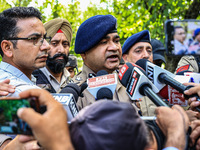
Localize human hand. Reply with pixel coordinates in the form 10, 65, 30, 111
156, 105, 189, 149
190, 120, 200, 150
17, 89, 74, 150
186, 110, 200, 122
3, 135, 40, 150
0, 79, 15, 96
184, 83, 200, 111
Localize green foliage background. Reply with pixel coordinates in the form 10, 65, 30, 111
0, 0, 200, 71
0, 99, 29, 122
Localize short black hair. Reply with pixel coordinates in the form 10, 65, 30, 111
173, 26, 184, 36
174, 26, 184, 30
0, 7, 42, 56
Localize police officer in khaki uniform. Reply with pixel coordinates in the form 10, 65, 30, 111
122, 30, 157, 116
71, 15, 139, 113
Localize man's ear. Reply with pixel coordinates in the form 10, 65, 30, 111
1, 40, 13, 57
122, 54, 128, 63
80, 53, 86, 60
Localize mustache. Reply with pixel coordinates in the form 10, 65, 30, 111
46, 53, 69, 74
105, 51, 120, 58
48, 53, 68, 60
36, 51, 48, 59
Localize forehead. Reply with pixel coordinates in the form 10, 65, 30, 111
102, 32, 120, 39
175, 28, 184, 33
16, 17, 45, 36
130, 42, 152, 50
51, 33, 68, 41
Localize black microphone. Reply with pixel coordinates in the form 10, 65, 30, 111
96, 70, 108, 76
96, 87, 113, 100
136, 59, 200, 100
60, 83, 81, 102
87, 70, 117, 99
119, 62, 168, 107
53, 83, 82, 122
79, 82, 88, 97
80, 82, 88, 93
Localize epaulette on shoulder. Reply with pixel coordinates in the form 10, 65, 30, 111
70, 71, 86, 86
186, 55, 195, 60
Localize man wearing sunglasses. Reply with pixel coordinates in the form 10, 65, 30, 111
33, 18, 72, 93
0, 7, 51, 97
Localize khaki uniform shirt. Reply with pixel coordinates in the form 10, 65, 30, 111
71, 64, 156, 116
139, 96, 156, 116
175, 55, 199, 73
39, 67, 71, 93
174, 55, 198, 110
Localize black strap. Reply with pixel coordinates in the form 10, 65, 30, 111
32, 69, 56, 93
145, 120, 165, 150
194, 56, 200, 73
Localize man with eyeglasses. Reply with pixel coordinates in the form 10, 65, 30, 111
0, 7, 51, 97
174, 26, 188, 55
33, 18, 72, 93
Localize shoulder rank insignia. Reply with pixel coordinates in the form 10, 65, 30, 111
75, 76, 82, 81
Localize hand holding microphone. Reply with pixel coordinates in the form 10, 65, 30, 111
184, 82, 200, 111
136, 59, 200, 107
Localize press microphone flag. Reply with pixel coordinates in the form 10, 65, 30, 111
87, 73, 117, 99
52, 93, 79, 123
119, 62, 159, 100
136, 59, 200, 101
136, 59, 176, 91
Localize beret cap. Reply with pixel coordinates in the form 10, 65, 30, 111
44, 18, 72, 45
75, 15, 117, 54
151, 39, 166, 63
194, 28, 200, 38
122, 30, 151, 54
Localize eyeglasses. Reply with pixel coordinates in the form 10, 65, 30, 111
176, 32, 186, 36
6, 34, 52, 46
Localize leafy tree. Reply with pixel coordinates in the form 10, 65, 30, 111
0, 99, 29, 122
0, 0, 11, 12
84, 0, 200, 71
0, 0, 200, 71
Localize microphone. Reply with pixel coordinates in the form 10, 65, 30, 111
79, 82, 88, 97
60, 83, 81, 102
119, 63, 168, 107
87, 70, 117, 99
96, 87, 113, 100
96, 70, 108, 76
135, 59, 200, 100
80, 82, 88, 94
53, 83, 82, 123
